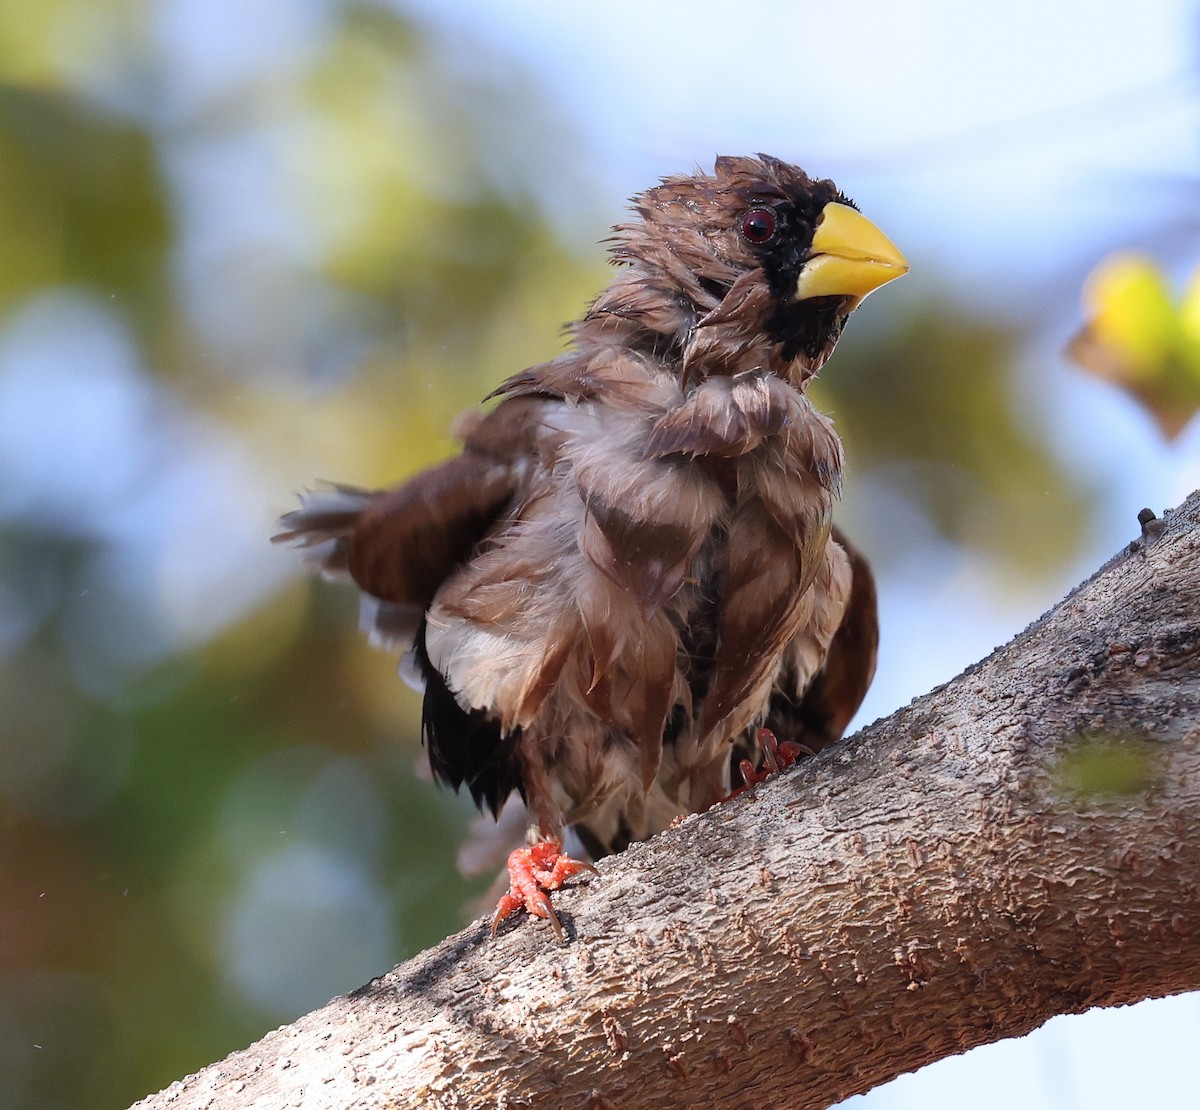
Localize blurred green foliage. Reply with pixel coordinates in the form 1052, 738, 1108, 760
1053, 731, 1163, 800
817, 303, 1089, 573
0, 3, 1100, 1108
0, 86, 171, 331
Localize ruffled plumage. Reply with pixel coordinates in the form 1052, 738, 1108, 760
276, 154, 901, 857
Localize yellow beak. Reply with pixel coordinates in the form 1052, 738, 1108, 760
793, 202, 908, 306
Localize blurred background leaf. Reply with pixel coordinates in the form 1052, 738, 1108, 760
1069, 251, 1200, 437
1052, 730, 1163, 801
0, 1, 1197, 1108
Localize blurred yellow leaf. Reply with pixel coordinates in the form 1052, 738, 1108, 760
1068, 251, 1200, 439
1179, 264, 1200, 374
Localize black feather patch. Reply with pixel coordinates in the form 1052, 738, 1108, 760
411, 621, 522, 818
765, 296, 846, 364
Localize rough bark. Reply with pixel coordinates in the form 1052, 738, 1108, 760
133, 492, 1200, 1110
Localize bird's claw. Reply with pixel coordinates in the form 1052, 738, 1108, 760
491, 840, 597, 941
725, 727, 813, 800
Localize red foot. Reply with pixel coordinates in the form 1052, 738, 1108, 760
725, 728, 813, 800
491, 840, 597, 941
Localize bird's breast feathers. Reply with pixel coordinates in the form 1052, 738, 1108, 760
424, 352, 848, 817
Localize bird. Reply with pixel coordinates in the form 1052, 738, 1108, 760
275, 154, 907, 938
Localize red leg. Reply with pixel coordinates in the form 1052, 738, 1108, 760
491, 839, 597, 941
724, 728, 813, 800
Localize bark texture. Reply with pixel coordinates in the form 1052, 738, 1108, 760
133, 493, 1200, 1110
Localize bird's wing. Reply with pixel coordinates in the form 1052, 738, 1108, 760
273, 395, 549, 649
763, 525, 879, 754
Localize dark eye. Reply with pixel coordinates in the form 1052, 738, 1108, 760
741, 207, 777, 244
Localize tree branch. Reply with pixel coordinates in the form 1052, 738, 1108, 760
132, 492, 1200, 1110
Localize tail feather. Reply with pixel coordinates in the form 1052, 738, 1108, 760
272, 484, 376, 578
